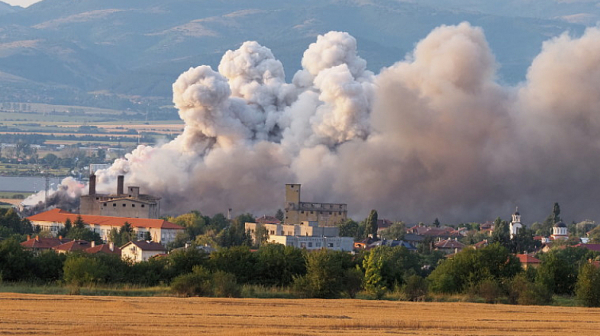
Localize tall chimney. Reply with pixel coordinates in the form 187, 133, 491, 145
117, 175, 124, 195
91, 241, 95, 248
89, 172, 96, 195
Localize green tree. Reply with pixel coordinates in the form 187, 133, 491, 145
575, 263, 600, 307
58, 218, 72, 237
73, 215, 86, 229
379, 221, 406, 240
536, 250, 578, 295
166, 247, 209, 278
275, 209, 284, 222
293, 249, 352, 298
338, 219, 360, 238
365, 209, 378, 239
363, 251, 387, 299
119, 222, 135, 243
0, 237, 34, 281
433, 218, 441, 228
171, 211, 207, 239
210, 246, 256, 284
428, 243, 520, 294
490, 217, 510, 248
254, 243, 305, 286
63, 254, 109, 286
66, 227, 102, 244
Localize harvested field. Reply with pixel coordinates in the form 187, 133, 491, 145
0, 293, 598, 335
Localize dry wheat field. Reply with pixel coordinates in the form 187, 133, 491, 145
1, 293, 599, 336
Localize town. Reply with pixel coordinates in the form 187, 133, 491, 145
1, 174, 599, 306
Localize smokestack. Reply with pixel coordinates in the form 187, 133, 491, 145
109, 242, 114, 251
89, 173, 96, 195
117, 175, 124, 195
227, 208, 232, 220
91, 241, 95, 248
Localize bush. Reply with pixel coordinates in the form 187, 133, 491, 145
171, 266, 212, 297
474, 279, 503, 304
211, 271, 240, 298
508, 273, 553, 306
403, 275, 428, 301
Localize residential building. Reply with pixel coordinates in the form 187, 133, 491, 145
85, 242, 121, 255
80, 174, 160, 219
121, 241, 166, 263
284, 184, 347, 226
53, 240, 92, 254
27, 208, 184, 246
516, 254, 542, 269
20, 236, 72, 255
434, 238, 465, 254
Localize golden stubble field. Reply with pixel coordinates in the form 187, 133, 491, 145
1, 293, 599, 336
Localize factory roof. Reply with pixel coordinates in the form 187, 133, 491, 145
28, 208, 183, 230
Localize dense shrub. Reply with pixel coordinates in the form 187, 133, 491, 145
171, 266, 212, 297
403, 275, 428, 301
575, 263, 600, 307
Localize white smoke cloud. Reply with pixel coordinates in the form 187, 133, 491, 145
24, 24, 600, 223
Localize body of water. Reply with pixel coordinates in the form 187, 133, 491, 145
0, 176, 68, 193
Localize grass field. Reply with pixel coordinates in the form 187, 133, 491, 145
0, 293, 598, 335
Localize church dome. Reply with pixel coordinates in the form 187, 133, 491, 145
554, 221, 567, 228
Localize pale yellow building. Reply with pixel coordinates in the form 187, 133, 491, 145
284, 184, 347, 226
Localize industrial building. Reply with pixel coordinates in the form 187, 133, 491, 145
284, 184, 347, 226
80, 174, 160, 219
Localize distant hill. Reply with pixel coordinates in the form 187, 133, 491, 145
0, 0, 588, 109
0, 1, 23, 15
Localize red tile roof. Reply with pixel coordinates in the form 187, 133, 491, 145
516, 254, 541, 264
435, 239, 465, 249
28, 208, 183, 230
85, 244, 121, 255
21, 236, 72, 250
123, 240, 166, 251
573, 243, 600, 252
53, 240, 92, 252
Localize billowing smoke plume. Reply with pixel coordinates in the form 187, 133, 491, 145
24, 24, 600, 223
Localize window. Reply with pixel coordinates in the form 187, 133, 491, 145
339, 211, 342, 215
113, 204, 116, 207
300, 242, 306, 248
316, 242, 321, 247
122, 204, 126, 207
141, 204, 145, 208
308, 242, 313, 247
310, 211, 314, 214
301, 210, 304, 214
270, 230, 275, 235
328, 243, 334, 247
132, 204, 135, 207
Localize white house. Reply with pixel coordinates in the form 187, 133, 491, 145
121, 241, 166, 263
